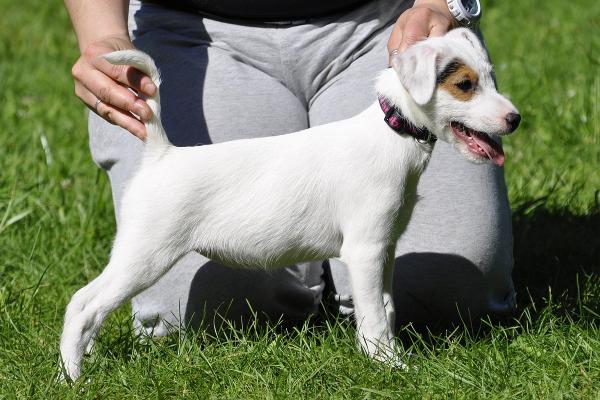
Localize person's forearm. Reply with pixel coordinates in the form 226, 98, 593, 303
64, 0, 130, 52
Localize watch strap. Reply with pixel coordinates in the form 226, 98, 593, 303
446, 0, 481, 27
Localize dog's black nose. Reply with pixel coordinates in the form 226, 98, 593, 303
505, 112, 521, 132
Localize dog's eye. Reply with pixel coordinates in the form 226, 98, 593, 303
455, 80, 473, 92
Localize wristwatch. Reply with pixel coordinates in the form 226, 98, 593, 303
446, 0, 481, 27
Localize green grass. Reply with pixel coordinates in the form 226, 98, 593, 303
1, 0, 599, 398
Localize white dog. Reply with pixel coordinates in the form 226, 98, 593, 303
60, 28, 520, 380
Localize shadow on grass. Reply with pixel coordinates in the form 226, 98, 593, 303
390, 199, 600, 342
512, 199, 600, 319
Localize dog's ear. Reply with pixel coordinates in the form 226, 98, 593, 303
447, 27, 486, 55
390, 44, 438, 106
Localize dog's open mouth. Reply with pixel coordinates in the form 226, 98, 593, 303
450, 121, 505, 167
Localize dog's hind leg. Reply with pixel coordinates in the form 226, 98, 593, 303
59, 225, 189, 381
61, 276, 104, 357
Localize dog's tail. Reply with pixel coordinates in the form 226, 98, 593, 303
102, 50, 171, 152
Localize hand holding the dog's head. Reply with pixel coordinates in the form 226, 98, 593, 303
387, 0, 456, 59
70, 35, 156, 140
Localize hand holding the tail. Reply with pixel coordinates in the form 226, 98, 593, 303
70, 36, 156, 139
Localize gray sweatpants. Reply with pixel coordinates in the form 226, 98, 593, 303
88, 0, 516, 336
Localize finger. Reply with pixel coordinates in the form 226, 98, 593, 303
429, 23, 449, 38
387, 18, 405, 55
387, 30, 403, 65
82, 70, 153, 122
398, 17, 430, 51
91, 56, 156, 97
79, 87, 147, 140
429, 15, 453, 37
97, 101, 147, 140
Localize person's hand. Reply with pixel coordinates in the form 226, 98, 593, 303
71, 35, 156, 139
387, 0, 456, 58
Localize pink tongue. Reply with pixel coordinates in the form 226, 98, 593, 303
471, 134, 505, 167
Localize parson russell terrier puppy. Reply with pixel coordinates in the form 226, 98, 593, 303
59, 28, 520, 380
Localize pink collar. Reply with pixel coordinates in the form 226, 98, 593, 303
378, 96, 436, 144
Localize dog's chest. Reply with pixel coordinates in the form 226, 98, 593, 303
380, 141, 432, 237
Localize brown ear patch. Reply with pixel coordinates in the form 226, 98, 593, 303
437, 61, 478, 101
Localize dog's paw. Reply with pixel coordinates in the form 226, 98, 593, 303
371, 348, 408, 370
361, 338, 407, 370
57, 353, 82, 383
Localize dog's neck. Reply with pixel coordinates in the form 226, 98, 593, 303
375, 68, 436, 145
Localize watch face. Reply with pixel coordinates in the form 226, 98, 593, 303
461, 0, 480, 16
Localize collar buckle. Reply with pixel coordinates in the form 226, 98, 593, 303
416, 131, 435, 144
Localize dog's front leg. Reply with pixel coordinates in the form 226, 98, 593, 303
383, 245, 396, 335
341, 242, 399, 364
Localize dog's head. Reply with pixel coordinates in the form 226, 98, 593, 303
389, 28, 520, 166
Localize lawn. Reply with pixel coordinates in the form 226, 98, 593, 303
1, 0, 598, 398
